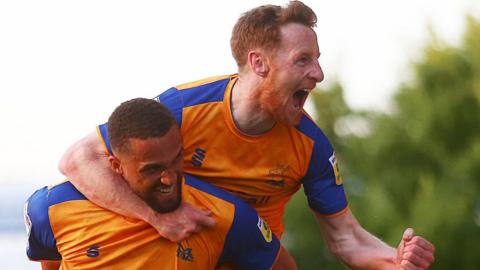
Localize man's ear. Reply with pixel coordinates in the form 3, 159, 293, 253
247, 50, 269, 77
108, 155, 123, 175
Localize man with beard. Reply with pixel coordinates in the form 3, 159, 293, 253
25, 98, 295, 270
59, 1, 435, 269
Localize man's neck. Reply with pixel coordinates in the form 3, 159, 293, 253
230, 75, 276, 135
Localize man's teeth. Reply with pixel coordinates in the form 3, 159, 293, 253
155, 186, 173, 194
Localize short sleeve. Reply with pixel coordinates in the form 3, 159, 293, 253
219, 200, 280, 270
155, 87, 184, 126
299, 116, 348, 216
25, 187, 61, 261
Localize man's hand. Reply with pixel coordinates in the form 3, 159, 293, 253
149, 202, 216, 242
396, 228, 435, 269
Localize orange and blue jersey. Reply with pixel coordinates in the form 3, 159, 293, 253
98, 74, 348, 237
25, 175, 280, 269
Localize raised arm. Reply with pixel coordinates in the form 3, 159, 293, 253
58, 132, 215, 241
315, 209, 435, 270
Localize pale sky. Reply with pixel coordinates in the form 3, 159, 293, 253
1, 0, 479, 185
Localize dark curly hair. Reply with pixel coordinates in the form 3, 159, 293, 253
107, 98, 176, 154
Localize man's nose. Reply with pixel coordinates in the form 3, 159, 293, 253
309, 60, 324, 83
160, 169, 177, 186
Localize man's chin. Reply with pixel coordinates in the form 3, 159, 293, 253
151, 199, 181, 213
276, 114, 302, 127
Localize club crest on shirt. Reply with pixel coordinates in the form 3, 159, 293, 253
257, 217, 273, 243
328, 152, 343, 185
266, 164, 290, 188
177, 242, 194, 262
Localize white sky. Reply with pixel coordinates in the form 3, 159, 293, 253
1, 0, 479, 185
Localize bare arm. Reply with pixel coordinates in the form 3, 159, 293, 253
272, 246, 298, 270
59, 132, 156, 220
316, 209, 435, 270
58, 132, 215, 241
40, 260, 60, 270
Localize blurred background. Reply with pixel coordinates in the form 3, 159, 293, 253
0, 0, 479, 268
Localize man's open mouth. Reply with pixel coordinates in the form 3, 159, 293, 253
293, 89, 310, 109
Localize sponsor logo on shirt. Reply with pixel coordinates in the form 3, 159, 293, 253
266, 164, 290, 188
257, 217, 273, 243
191, 148, 206, 167
177, 243, 193, 262
328, 152, 343, 185
86, 246, 100, 258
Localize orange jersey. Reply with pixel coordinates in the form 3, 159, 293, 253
98, 74, 348, 237
25, 176, 280, 269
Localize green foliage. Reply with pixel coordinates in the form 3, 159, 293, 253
284, 17, 480, 269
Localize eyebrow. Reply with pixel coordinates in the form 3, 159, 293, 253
139, 164, 166, 174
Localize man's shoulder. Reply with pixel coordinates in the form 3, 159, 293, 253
175, 74, 235, 91
289, 112, 329, 143
25, 180, 86, 260
184, 174, 246, 208
27, 180, 86, 210
158, 74, 236, 108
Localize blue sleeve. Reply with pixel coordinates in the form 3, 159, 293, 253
154, 87, 184, 126
219, 200, 280, 270
299, 117, 348, 215
97, 87, 184, 154
24, 187, 61, 261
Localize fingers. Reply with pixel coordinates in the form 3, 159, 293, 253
398, 230, 435, 270
402, 228, 415, 241
152, 203, 217, 242
403, 237, 435, 263
184, 203, 216, 228
397, 228, 415, 259
400, 259, 422, 270
402, 250, 432, 269
175, 213, 214, 240
195, 209, 216, 228
404, 236, 435, 252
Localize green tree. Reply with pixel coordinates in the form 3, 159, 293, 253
285, 16, 480, 269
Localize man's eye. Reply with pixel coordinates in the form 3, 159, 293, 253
142, 166, 163, 175
146, 167, 158, 173
296, 57, 309, 65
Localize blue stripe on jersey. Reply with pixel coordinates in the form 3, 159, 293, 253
156, 87, 183, 127
26, 182, 86, 261
180, 79, 228, 107
48, 181, 86, 205
157, 79, 228, 128
185, 175, 280, 269
296, 114, 348, 215
184, 174, 243, 205
98, 123, 113, 155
